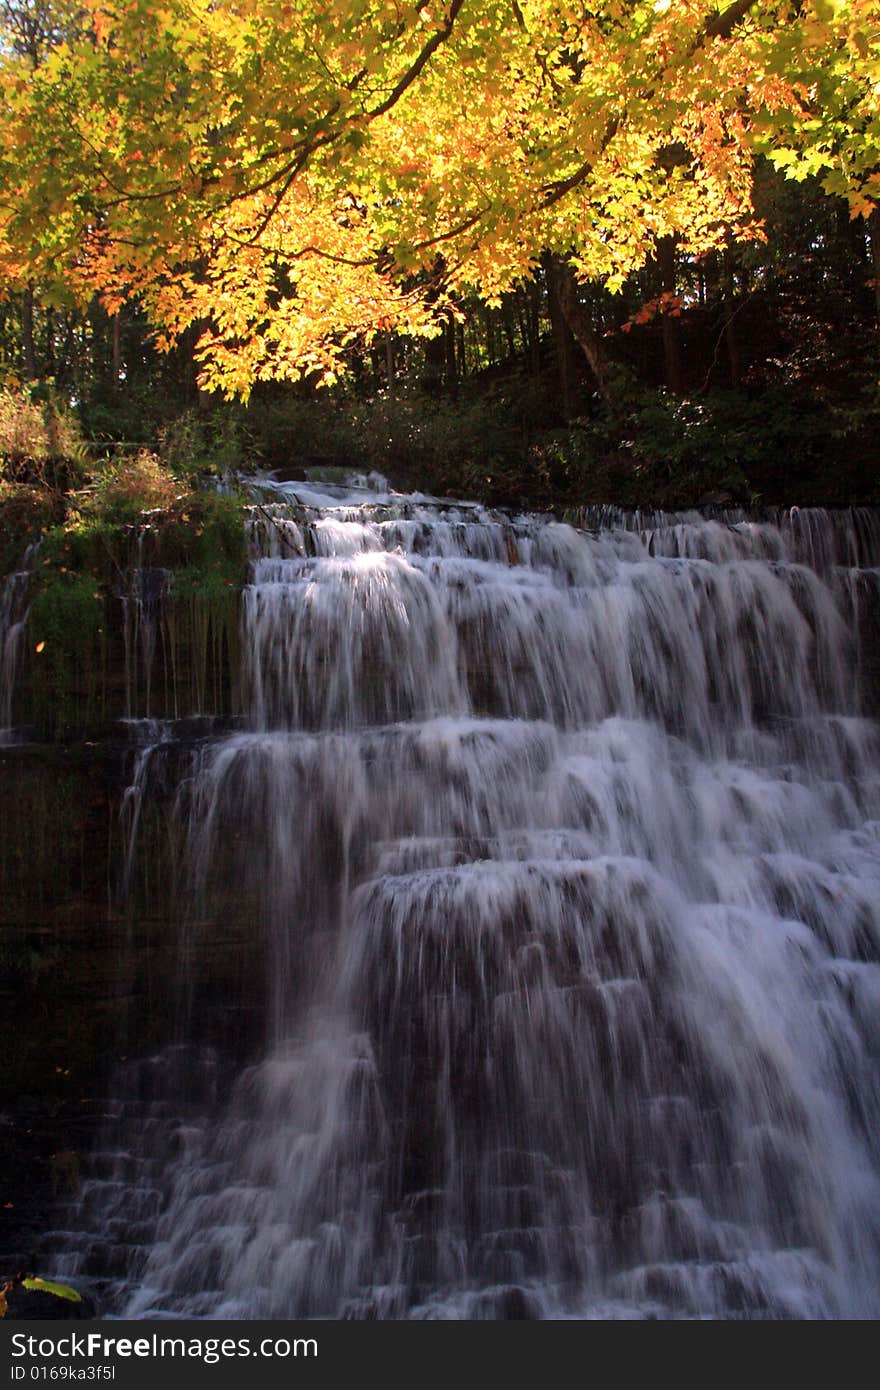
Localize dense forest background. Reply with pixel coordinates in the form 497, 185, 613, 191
2, 159, 879, 514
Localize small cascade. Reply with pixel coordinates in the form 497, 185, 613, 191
46, 492, 880, 1319
119, 718, 174, 899
0, 541, 38, 743
121, 565, 170, 720
570, 504, 880, 573
114, 561, 240, 727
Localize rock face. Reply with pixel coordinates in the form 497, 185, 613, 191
0, 733, 262, 1277
2, 497, 880, 1319
0, 741, 126, 1274
1, 508, 247, 1276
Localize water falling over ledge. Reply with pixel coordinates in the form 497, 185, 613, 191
40, 491, 880, 1319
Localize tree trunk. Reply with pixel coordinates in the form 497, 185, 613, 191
657, 236, 683, 393
421, 324, 446, 391
722, 249, 741, 389
385, 334, 395, 396
868, 209, 880, 334
528, 279, 543, 376
444, 313, 458, 387
484, 306, 496, 366
543, 253, 576, 418
44, 307, 55, 379
60, 311, 77, 387
22, 284, 37, 380
111, 311, 121, 388
501, 300, 517, 359
553, 259, 616, 412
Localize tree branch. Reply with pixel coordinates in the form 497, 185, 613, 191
540, 118, 620, 209
538, 0, 760, 209
704, 0, 759, 42
366, 0, 465, 120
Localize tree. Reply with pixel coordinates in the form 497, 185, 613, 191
0, 0, 877, 398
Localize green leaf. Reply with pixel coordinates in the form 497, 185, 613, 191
22, 1278, 82, 1303
770, 148, 800, 168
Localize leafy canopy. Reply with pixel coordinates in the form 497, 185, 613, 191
1, 0, 877, 395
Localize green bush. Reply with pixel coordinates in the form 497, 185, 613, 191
159, 407, 263, 482
78, 450, 181, 526
155, 489, 248, 583
0, 483, 59, 575
0, 387, 88, 492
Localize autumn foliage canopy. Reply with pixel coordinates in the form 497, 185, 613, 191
1, 0, 878, 395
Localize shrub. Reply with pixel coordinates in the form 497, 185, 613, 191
0, 387, 88, 491
155, 489, 248, 583
159, 406, 262, 481
0, 482, 59, 575
81, 450, 181, 525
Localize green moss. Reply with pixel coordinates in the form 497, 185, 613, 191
154, 490, 247, 577
27, 571, 108, 736
161, 582, 242, 717
10, 487, 247, 736
169, 563, 239, 601
37, 521, 116, 578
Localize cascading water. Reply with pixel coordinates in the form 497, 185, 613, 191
0, 541, 38, 743
121, 561, 170, 721
48, 485, 880, 1319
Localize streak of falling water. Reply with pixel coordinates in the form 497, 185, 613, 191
0, 541, 38, 743
52, 492, 880, 1319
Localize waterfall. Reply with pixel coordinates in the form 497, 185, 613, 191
0, 541, 38, 743
48, 490, 880, 1319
